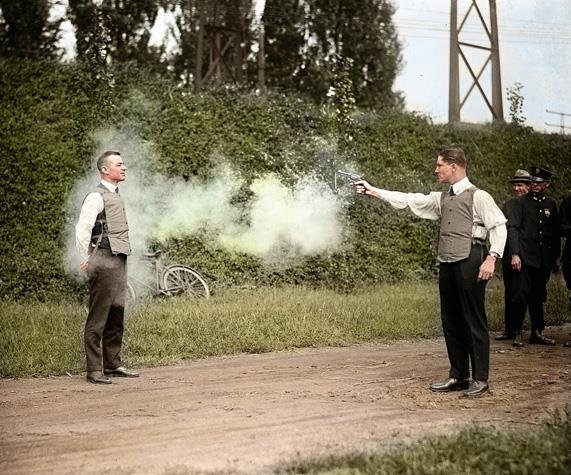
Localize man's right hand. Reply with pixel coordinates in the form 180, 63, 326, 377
80, 258, 89, 273
511, 254, 522, 271
354, 180, 373, 196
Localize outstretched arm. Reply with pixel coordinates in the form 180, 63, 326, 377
354, 180, 441, 220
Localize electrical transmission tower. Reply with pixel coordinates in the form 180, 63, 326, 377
545, 109, 571, 135
194, 0, 249, 90
449, 0, 503, 123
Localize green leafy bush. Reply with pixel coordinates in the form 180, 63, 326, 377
1, 59, 570, 300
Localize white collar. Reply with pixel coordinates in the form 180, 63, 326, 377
100, 180, 118, 193
449, 177, 472, 195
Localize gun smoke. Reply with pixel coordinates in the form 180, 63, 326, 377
65, 127, 352, 277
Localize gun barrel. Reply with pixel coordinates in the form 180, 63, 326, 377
336, 170, 362, 182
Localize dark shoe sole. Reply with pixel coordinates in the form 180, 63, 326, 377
87, 378, 112, 384
104, 371, 139, 377
429, 383, 470, 392
461, 387, 489, 398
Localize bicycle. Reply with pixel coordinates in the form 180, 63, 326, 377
126, 250, 210, 307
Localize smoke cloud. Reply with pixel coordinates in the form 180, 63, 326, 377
65, 127, 352, 278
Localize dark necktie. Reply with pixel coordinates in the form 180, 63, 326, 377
115, 187, 120, 194
448, 186, 455, 196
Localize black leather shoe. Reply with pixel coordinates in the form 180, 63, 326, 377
104, 366, 139, 377
529, 331, 555, 346
512, 333, 524, 348
495, 333, 513, 341
86, 371, 112, 384
429, 378, 470, 392
461, 380, 489, 398
563, 340, 571, 347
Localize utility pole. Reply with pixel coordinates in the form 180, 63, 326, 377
545, 109, 571, 135
194, 0, 248, 91
449, 0, 504, 123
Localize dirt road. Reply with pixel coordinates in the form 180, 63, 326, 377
1, 329, 570, 475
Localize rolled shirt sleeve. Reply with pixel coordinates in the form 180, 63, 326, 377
75, 192, 104, 259
377, 189, 442, 221
378, 187, 507, 258
473, 189, 508, 257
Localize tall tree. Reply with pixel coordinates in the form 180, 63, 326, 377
262, 0, 402, 109
69, 0, 160, 64
0, 0, 61, 59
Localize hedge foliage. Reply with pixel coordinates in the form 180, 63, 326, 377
1, 59, 570, 299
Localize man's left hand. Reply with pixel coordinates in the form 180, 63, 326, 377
478, 256, 496, 281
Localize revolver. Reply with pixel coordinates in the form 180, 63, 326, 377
334, 170, 362, 193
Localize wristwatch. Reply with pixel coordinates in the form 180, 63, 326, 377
489, 252, 500, 259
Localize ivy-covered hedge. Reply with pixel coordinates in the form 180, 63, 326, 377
1, 59, 570, 299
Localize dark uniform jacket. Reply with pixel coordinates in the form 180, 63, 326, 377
507, 192, 560, 269
560, 194, 571, 265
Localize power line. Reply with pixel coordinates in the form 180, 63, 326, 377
545, 109, 571, 134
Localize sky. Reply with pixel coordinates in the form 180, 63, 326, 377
392, 0, 571, 132
54, 0, 571, 133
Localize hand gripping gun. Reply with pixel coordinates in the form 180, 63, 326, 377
334, 170, 362, 193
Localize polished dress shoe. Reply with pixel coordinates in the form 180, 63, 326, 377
529, 331, 555, 346
429, 377, 470, 392
86, 371, 112, 384
564, 340, 571, 347
494, 333, 513, 341
104, 366, 139, 377
512, 333, 524, 348
462, 380, 489, 397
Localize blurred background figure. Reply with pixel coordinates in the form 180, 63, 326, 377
507, 167, 560, 346
496, 169, 531, 347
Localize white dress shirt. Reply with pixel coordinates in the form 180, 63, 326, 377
376, 177, 508, 257
75, 180, 118, 259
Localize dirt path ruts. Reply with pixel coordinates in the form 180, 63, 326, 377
1, 328, 570, 475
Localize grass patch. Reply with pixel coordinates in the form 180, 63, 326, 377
1, 283, 440, 377
277, 411, 571, 475
0, 279, 567, 378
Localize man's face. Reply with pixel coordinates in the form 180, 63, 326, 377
101, 155, 126, 184
530, 181, 549, 194
434, 156, 455, 184
510, 182, 529, 197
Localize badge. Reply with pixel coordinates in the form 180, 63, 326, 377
544, 209, 551, 218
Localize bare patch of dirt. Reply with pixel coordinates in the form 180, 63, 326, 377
1, 327, 570, 474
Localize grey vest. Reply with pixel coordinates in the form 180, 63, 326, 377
437, 187, 478, 262
89, 184, 131, 255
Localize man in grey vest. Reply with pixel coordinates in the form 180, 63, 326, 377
75, 150, 139, 384
354, 147, 507, 397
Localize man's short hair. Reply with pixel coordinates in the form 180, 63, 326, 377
96, 150, 121, 171
438, 147, 467, 168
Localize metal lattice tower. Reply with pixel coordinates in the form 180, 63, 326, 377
195, 0, 248, 90
449, 0, 503, 123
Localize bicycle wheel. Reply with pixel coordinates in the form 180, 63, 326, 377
161, 265, 210, 298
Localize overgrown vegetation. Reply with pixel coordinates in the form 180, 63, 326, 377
278, 411, 571, 475
1, 59, 570, 300
1, 279, 567, 378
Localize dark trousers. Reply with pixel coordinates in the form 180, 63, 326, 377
439, 244, 489, 381
502, 261, 515, 337
513, 264, 552, 333
85, 249, 127, 372
502, 261, 527, 336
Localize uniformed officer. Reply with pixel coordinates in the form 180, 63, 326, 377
559, 192, 571, 347
496, 170, 531, 347
354, 147, 507, 398
76, 151, 139, 384
507, 166, 560, 345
